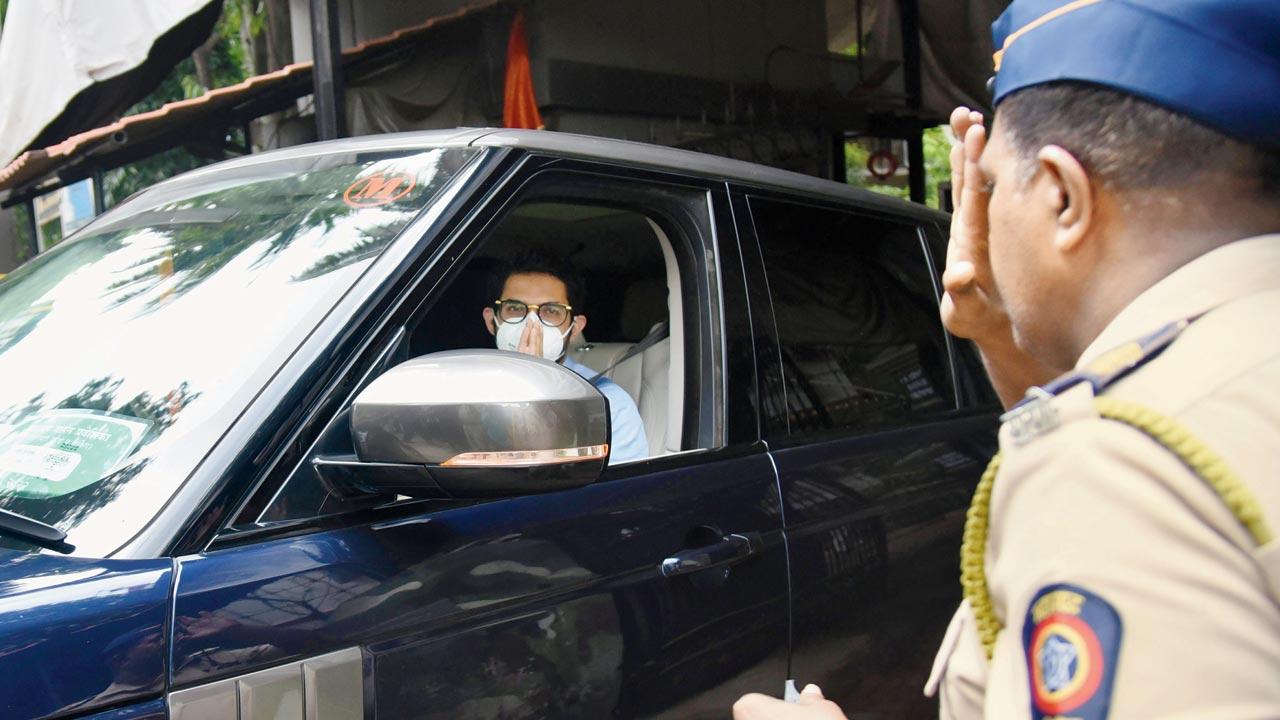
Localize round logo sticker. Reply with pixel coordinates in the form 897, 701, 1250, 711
1028, 612, 1104, 714
343, 171, 417, 208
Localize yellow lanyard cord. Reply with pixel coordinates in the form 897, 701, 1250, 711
960, 396, 1276, 660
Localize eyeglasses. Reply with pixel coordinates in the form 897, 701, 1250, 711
493, 299, 573, 327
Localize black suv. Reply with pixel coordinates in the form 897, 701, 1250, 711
0, 129, 998, 719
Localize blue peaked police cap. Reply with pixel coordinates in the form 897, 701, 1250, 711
991, 0, 1280, 149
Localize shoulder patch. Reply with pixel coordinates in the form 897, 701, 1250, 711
1000, 387, 1062, 446
1023, 584, 1122, 720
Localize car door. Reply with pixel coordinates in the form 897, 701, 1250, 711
733, 190, 1000, 718
163, 156, 788, 719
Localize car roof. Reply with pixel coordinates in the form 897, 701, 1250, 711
161, 127, 949, 225
469, 129, 947, 224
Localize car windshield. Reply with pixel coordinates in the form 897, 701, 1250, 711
0, 145, 477, 556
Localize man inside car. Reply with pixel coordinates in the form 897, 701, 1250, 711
482, 253, 649, 464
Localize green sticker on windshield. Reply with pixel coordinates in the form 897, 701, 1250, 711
0, 409, 151, 498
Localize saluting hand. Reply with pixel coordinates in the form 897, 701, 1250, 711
940, 107, 1009, 345
939, 106, 1062, 407
733, 684, 848, 720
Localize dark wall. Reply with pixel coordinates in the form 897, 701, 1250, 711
0, 206, 22, 274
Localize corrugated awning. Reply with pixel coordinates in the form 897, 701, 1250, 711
0, 0, 507, 203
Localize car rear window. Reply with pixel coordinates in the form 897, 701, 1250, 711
749, 196, 955, 437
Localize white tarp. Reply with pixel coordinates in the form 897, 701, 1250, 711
0, 0, 216, 164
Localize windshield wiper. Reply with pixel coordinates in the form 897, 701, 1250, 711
0, 507, 73, 554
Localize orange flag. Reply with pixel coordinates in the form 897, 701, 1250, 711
503, 8, 544, 129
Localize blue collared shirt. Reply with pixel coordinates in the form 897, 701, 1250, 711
563, 357, 649, 465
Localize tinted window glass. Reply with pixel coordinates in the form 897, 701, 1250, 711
0, 146, 476, 555
750, 197, 954, 436
923, 222, 1001, 409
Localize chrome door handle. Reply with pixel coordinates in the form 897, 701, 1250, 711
660, 532, 761, 577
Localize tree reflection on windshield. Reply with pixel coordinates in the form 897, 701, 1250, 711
0, 145, 477, 556
0, 374, 200, 540
102, 165, 404, 313
291, 222, 403, 282
0, 394, 45, 429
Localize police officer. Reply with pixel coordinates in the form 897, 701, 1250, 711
733, 0, 1280, 718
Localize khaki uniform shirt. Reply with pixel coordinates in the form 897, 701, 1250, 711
925, 234, 1280, 719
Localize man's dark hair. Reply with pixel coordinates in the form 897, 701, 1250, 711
489, 251, 586, 309
998, 82, 1280, 200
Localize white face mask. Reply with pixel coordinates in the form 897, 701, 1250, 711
494, 313, 571, 362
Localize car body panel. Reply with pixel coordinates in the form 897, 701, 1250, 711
171, 452, 787, 717
467, 129, 946, 225
79, 699, 168, 720
770, 419, 995, 716
0, 552, 171, 718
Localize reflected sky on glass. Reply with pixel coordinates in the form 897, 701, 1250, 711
0, 146, 477, 555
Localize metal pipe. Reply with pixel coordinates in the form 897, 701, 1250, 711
310, 0, 346, 140
856, 0, 865, 81
898, 0, 926, 203
907, 132, 926, 204
832, 133, 848, 184
92, 167, 106, 215
23, 198, 38, 259
899, 0, 922, 110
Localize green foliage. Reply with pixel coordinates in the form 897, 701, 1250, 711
922, 125, 953, 205
100, 157, 440, 311
12, 204, 32, 262
103, 6, 253, 207
179, 75, 207, 101
224, 0, 268, 43
39, 220, 62, 250
127, 11, 248, 114
846, 126, 953, 210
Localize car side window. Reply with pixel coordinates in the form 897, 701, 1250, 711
405, 199, 697, 466
246, 174, 722, 526
749, 196, 955, 438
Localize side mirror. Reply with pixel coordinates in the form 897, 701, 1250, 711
320, 350, 610, 499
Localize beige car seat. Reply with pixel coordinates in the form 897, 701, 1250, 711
566, 336, 629, 375
608, 329, 672, 455
565, 219, 682, 458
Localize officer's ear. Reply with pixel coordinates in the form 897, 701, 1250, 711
571, 313, 587, 338
1036, 144, 1094, 254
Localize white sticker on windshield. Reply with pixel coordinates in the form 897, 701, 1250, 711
0, 409, 151, 498
0, 444, 82, 482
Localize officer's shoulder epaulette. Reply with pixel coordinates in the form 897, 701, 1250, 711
1000, 317, 1197, 447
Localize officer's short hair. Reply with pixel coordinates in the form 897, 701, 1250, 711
997, 81, 1280, 200
489, 251, 586, 310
